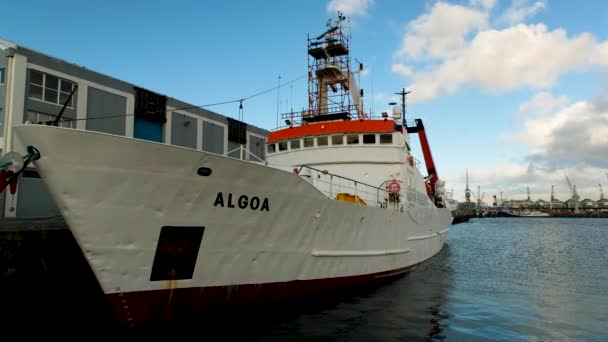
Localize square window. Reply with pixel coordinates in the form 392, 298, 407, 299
331, 135, 343, 145
304, 137, 314, 147
60, 79, 74, 93
278, 141, 288, 151
44, 89, 58, 103
59, 92, 73, 107
317, 136, 328, 146
0, 68, 4, 84
45, 74, 58, 90
30, 70, 43, 85
363, 134, 376, 144
25, 111, 38, 123
267, 144, 276, 153
290, 139, 301, 149
380, 134, 393, 144
29, 84, 43, 100
346, 134, 359, 144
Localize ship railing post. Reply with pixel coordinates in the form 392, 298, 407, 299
354, 181, 358, 204
330, 175, 333, 198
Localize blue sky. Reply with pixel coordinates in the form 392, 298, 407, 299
2, 0, 608, 202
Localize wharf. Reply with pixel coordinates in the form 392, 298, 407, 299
0, 216, 69, 232
0, 216, 112, 333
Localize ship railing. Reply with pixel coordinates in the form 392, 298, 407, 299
294, 165, 404, 210
224, 145, 265, 164
276, 105, 358, 129
411, 155, 422, 171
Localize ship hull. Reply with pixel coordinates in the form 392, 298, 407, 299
12, 125, 452, 326
107, 263, 419, 324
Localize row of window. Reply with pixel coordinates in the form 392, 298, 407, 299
24, 110, 75, 128
29, 69, 76, 108
0, 68, 5, 85
268, 133, 394, 153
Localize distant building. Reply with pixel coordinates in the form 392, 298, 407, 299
597, 199, 608, 210
0, 39, 268, 218
580, 198, 596, 209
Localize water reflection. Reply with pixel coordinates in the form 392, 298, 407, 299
242, 245, 454, 342
5, 218, 607, 340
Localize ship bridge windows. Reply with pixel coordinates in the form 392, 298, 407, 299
346, 134, 359, 145
331, 135, 344, 145
267, 143, 276, 154
317, 136, 328, 146
290, 139, 301, 149
278, 141, 288, 151
304, 137, 315, 148
380, 133, 393, 144
268, 133, 396, 154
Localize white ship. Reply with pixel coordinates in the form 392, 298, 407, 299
1, 14, 452, 326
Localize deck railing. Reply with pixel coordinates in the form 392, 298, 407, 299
294, 165, 405, 210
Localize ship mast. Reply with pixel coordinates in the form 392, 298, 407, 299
303, 12, 364, 122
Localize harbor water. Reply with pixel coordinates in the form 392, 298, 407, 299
3, 217, 608, 340
239, 217, 608, 341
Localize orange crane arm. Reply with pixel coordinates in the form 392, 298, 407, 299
406, 119, 439, 199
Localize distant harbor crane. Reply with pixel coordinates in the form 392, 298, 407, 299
465, 169, 471, 205
565, 174, 580, 214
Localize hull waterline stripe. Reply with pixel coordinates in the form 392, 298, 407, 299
408, 234, 435, 241
312, 248, 410, 257
408, 228, 450, 241
374, 265, 417, 278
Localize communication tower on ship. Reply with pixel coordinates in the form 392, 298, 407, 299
287, 12, 365, 124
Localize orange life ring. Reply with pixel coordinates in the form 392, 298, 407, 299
386, 180, 401, 194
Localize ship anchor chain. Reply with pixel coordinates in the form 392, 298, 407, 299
0, 146, 41, 197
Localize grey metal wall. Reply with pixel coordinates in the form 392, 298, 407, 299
169, 98, 268, 138
202, 121, 224, 155
171, 112, 197, 149
15, 171, 60, 218
227, 141, 241, 159
86, 87, 126, 135
0, 51, 7, 141
248, 134, 265, 161
0, 50, 7, 111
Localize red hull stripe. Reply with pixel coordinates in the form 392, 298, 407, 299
107, 264, 417, 325
267, 119, 396, 143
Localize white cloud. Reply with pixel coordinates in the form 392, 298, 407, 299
398, 2, 488, 60
392, 1, 608, 103
513, 94, 608, 167
327, 0, 373, 17
391, 63, 413, 77
591, 41, 608, 65
500, 0, 547, 25
516, 91, 569, 119
407, 24, 600, 102
444, 91, 608, 202
445, 162, 608, 203
470, 0, 497, 10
